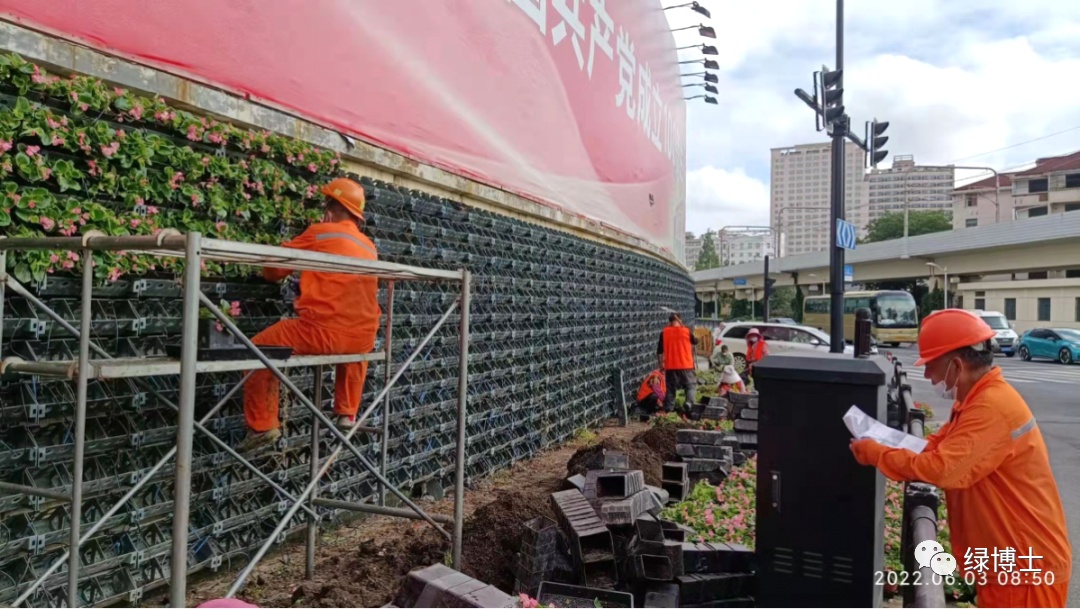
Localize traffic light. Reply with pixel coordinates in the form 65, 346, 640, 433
815, 67, 844, 132
867, 119, 890, 168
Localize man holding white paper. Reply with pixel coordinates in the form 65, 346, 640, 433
849, 309, 1070, 608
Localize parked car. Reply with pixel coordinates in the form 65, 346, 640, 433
768, 317, 799, 325
713, 322, 857, 372
972, 310, 1019, 357
1017, 328, 1080, 364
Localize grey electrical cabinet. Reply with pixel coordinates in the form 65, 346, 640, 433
752, 352, 889, 607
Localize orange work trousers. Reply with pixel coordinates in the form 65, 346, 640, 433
243, 318, 376, 432
977, 581, 1069, 608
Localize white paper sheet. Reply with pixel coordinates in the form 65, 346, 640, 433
843, 405, 928, 454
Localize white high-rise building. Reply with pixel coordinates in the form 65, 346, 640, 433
770, 141, 869, 257
718, 229, 775, 266
867, 155, 955, 223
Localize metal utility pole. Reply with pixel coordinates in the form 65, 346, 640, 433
827, 0, 846, 353
763, 255, 772, 321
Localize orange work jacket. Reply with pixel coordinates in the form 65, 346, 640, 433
867, 368, 1071, 603
264, 220, 382, 334
746, 340, 768, 363
661, 325, 695, 371
637, 370, 667, 402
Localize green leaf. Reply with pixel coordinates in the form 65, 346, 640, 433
112, 96, 133, 112
13, 262, 31, 283
0, 208, 10, 227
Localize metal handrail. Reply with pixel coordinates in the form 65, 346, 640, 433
894, 360, 946, 608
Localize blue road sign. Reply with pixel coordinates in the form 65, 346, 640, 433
733, 278, 747, 286
844, 264, 854, 282
836, 219, 857, 250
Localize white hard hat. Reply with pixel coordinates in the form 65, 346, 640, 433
720, 365, 741, 385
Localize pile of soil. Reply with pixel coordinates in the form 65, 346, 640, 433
632, 423, 685, 463
459, 491, 556, 591
566, 435, 665, 486
259, 526, 447, 608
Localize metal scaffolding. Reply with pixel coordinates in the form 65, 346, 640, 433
0, 230, 471, 607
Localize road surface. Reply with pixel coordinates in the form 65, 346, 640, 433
886, 345, 1079, 605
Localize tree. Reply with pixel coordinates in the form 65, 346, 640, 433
793, 285, 805, 323
695, 232, 721, 271
862, 211, 952, 244
920, 286, 944, 320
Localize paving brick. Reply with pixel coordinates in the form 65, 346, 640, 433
549, 489, 615, 573
661, 480, 687, 502
681, 542, 742, 574
565, 474, 586, 492
598, 490, 654, 526
645, 484, 670, 506
683, 458, 732, 473
675, 430, 726, 446
677, 443, 733, 460
644, 582, 680, 608
634, 554, 674, 581
740, 408, 758, 421
677, 573, 755, 605
702, 405, 728, 420
659, 519, 695, 542
664, 540, 685, 577
732, 451, 747, 467
707, 397, 730, 409
661, 461, 689, 482
595, 470, 645, 498
635, 514, 664, 542
733, 419, 757, 432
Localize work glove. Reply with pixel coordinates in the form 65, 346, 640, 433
850, 438, 887, 467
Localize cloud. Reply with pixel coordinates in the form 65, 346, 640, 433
685, 166, 770, 233
666, 0, 1080, 235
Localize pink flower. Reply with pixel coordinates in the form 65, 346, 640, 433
116, 129, 127, 140
186, 125, 201, 141
307, 162, 318, 172
200, 260, 208, 271
146, 206, 159, 215
79, 103, 89, 112
297, 153, 304, 161
229, 301, 242, 317
100, 142, 120, 157
0, 140, 11, 153
705, 509, 715, 526
49, 253, 60, 263
154, 109, 175, 122
242, 192, 251, 200
31, 66, 47, 84
518, 594, 539, 609
27, 201, 36, 209
51, 135, 65, 146
130, 103, 144, 120
113, 87, 126, 96
67, 251, 79, 261
260, 144, 270, 153
130, 218, 141, 228
169, 171, 185, 189
40, 167, 52, 180
215, 221, 227, 232
72, 207, 82, 215
108, 267, 123, 282
62, 260, 75, 270
46, 117, 63, 129
202, 156, 211, 166
190, 194, 200, 205
26, 145, 40, 157
82, 212, 90, 220
207, 132, 224, 144
69, 91, 78, 101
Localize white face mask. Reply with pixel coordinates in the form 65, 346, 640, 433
932, 359, 959, 401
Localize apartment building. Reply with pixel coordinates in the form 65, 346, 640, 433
770, 141, 868, 257
718, 229, 775, 266
684, 231, 721, 269
866, 155, 955, 224
951, 150, 1080, 229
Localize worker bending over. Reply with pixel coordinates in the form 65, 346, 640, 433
239, 178, 381, 453
851, 309, 1070, 607
657, 313, 698, 413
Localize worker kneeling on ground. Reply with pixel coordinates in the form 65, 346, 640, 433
851, 309, 1071, 607
239, 178, 381, 453
657, 313, 697, 413
636, 368, 667, 414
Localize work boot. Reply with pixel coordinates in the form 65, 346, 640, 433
335, 415, 357, 431
237, 427, 281, 454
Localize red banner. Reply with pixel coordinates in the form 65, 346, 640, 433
0, 0, 686, 256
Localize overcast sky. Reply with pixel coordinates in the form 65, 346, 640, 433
664, 0, 1080, 235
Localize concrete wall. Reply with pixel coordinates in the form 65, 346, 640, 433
956, 278, 1080, 333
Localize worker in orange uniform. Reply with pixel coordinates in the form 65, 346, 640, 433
657, 313, 698, 413
744, 327, 768, 382
239, 178, 382, 453
636, 368, 667, 414
851, 309, 1071, 608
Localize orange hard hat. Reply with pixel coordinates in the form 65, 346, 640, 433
320, 177, 366, 220
914, 308, 995, 366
